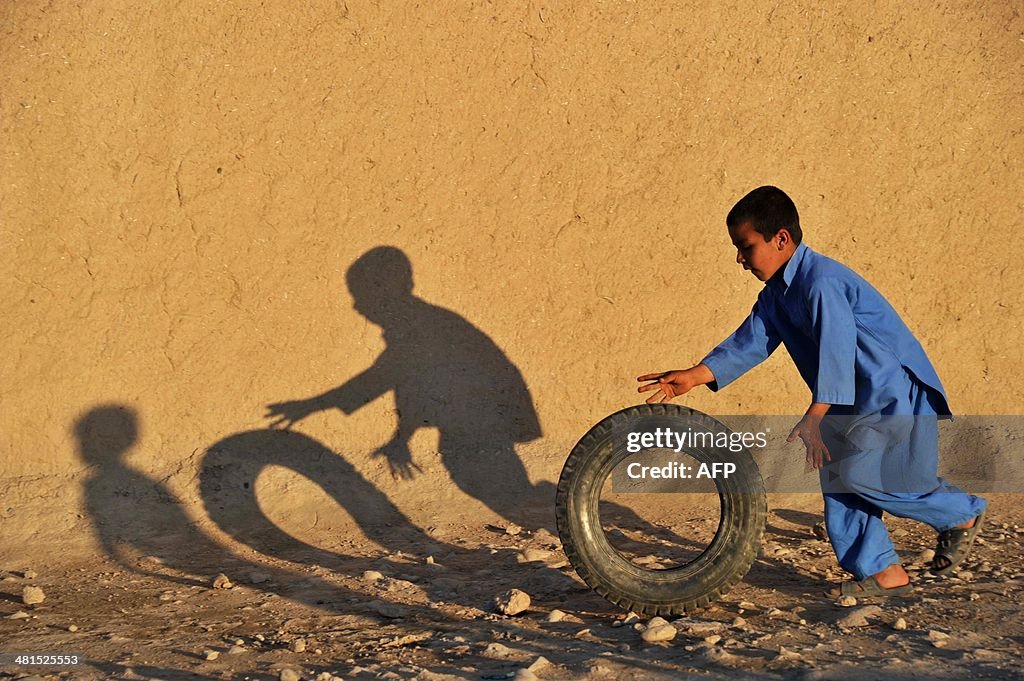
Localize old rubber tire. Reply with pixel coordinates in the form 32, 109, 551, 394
556, 404, 767, 616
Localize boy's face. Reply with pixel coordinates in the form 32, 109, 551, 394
728, 221, 794, 282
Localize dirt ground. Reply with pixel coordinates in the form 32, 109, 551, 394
3, 494, 1022, 681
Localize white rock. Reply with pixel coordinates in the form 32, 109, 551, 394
893, 617, 908, 630
362, 570, 384, 582
203, 650, 219, 661
290, 638, 307, 653
527, 656, 550, 672
8, 610, 29, 619
280, 669, 301, 681
68, 624, 78, 632
641, 623, 677, 642
546, 609, 565, 622
23, 569, 38, 579
22, 586, 45, 605
212, 574, 233, 589
837, 595, 858, 607
494, 589, 531, 615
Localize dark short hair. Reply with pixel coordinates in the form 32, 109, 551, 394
726, 186, 802, 244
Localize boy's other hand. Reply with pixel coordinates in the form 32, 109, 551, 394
265, 399, 314, 429
787, 412, 831, 469
637, 369, 699, 404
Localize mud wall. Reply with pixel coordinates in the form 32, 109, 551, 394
2, 1, 1022, 560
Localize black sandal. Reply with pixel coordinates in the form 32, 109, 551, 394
931, 508, 986, 577
825, 575, 913, 599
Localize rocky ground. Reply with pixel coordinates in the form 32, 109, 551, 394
2, 502, 1022, 681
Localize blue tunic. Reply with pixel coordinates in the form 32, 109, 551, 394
697, 243, 985, 580
700, 242, 951, 417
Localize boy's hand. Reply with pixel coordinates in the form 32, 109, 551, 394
637, 366, 710, 404
787, 409, 831, 469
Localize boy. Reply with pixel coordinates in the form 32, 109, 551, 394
637, 186, 986, 597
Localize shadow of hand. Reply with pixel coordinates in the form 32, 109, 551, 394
372, 438, 423, 480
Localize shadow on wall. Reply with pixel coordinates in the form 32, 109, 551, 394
265, 245, 549, 524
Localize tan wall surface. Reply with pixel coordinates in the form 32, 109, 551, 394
2, 1, 1022, 560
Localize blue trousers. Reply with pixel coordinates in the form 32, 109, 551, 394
820, 378, 987, 580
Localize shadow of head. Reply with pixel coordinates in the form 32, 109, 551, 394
74, 404, 138, 466
347, 245, 414, 324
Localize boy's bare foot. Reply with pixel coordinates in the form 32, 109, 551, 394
873, 563, 910, 589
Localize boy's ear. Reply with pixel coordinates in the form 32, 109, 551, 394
776, 228, 793, 249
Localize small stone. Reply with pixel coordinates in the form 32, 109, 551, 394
505, 523, 523, 536
22, 586, 45, 605
8, 610, 30, 619
495, 588, 531, 615
518, 548, 553, 563
893, 617, 908, 630
811, 522, 828, 540
362, 570, 384, 582
916, 548, 936, 564
280, 670, 301, 681
704, 634, 722, 645
68, 624, 79, 632
290, 638, 307, 653
203, 650, 220, 661
212, 573, 233, 589
527, 656, 550, 672
837, 605, 882, 628
546, 609, 565, 622
738, 601, 756, 610
228, 645, 246, 654
646, 616, 670, 629
837, 595, 858, 607
777, 646, 801, 660
641, 622, 677, 642
927, 630, 950, 648
23, 569, 38, 579
731, 617, 747, 628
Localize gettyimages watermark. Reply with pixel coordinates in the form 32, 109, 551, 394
610, 415, 1024, 494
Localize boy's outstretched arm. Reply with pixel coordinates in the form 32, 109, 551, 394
637, 364, 716, 403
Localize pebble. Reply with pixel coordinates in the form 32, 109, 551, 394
611, 612, 640, 627
505, 523, 523, 536
22, 586, 45, 605
642, 623, 677, 642
8, 610, 30, 619
495, 589, 531, 615
837, 596, 858, 607
546, 609, 565, 622
927, 630, 950, 648
482, 642, 517, 659
212, 573, 233, 589
837, 605, 882, 628
704, 634, 722, 645
893, 617, 908, 630
527, 656, 551, 672
280, 670, 301, 681
203, 650, 220, 661
23, 569, 38, 579
776, 646, 802, 660
290, 638, 307, 653
228, 645, 246, 655
683, 619, 726, 636
812, 522, 828, 540
362, 570, 384, 582
518, 548, 553, 563
731, 617, 747, 628
916, 548, 936, 564
68, 624, 79, 632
